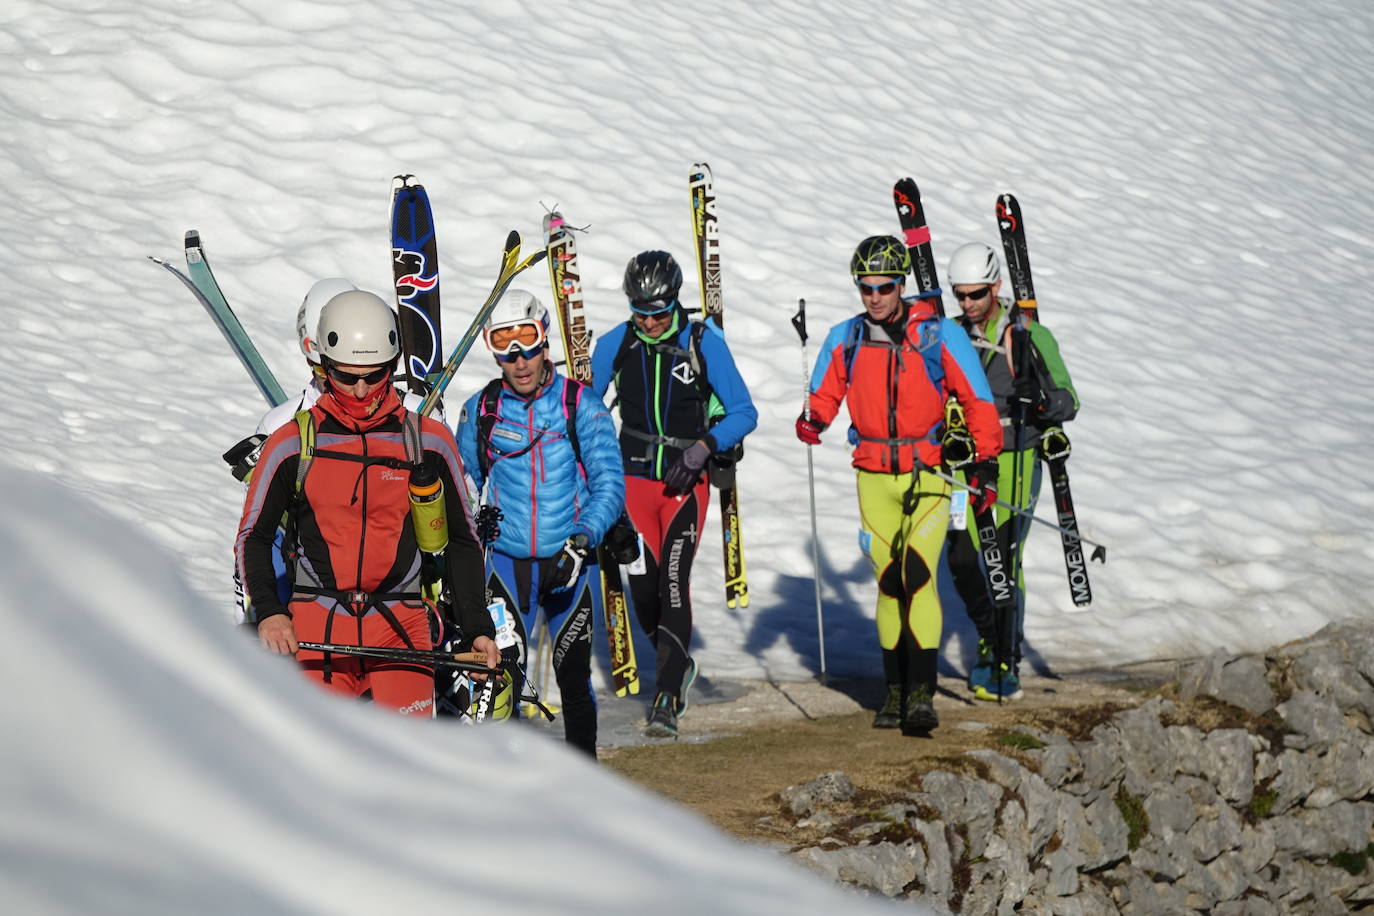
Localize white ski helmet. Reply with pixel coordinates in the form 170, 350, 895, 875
296, 277, 357, 364
484, 289, 550, 332
947, 242, 1001, 286
316, 290, 400, 365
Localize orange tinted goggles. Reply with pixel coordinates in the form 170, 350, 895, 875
486, 321, 545, 353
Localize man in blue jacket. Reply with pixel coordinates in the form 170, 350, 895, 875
456, 290, 624, 756
591, 251, 757, 739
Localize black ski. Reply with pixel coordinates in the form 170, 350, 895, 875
997, 194, 1094, 606
892, 177, 946, 317
390, 176, 443, 395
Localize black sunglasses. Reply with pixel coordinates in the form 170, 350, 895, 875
327, 364, 391, 385
954, 286, 992, 302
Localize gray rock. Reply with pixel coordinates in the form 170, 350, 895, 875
919, 769, 1002, 859
1115, 699, 1175, 795
779, 770, 854, 816
1212, 897, 1279, 916
913, 818, 953, 902
1254, 748, 1278, 784
964, 750, 1062, 854
1167, 723, 1209, 777
1269, 800, 1374, 858
1074, 724, 1125, 793
1143, 782, 1196, 837
1101, 864, 1163, 915
1238, 821, 1277, 874
1269, 748, 1317, 814
1041, 846, 1081, 896
1306, 735, 1374, 807
1129, 832, 1192, 881
1185, 799, 1243, 863
1026, 741, 1083, 789
790, 841, 918, 898
1178, 650, 1276, 715
797, 810, 837, 832
1046, 881, 1115, 914
1204, 849, 1250, 902
1083, 791, 1130, 869
959, 861, 1006, 916
1177, 856, 1225, 910
1202, 728, 1255, 806
985, 800, 1033, 910
1289, 642, 1374, 721
1278, 690, 1349, 753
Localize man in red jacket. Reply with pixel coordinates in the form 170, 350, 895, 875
796, 236, 1002, 735
237, 290, 497, 715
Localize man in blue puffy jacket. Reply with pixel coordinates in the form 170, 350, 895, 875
456, 290, 624, 756
591, 251, 757, 739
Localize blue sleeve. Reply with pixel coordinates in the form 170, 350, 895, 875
699, 325, 758, 453
454, 390, 485, 495
591, 323, 629, 400
940, 318, 994, 401
810, 319, 856, 392
572, 385, 626, 545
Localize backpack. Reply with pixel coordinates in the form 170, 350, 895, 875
842, 312, 949, 450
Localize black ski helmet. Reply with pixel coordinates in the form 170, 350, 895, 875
622, 250, 683, 306
850, 235, 910, 279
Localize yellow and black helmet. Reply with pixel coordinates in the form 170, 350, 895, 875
850, 235, 910, 280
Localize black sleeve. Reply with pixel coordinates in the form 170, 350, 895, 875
437, 454, 494, 641
242, 455, 298, 622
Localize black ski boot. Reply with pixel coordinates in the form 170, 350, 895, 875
872, 684, 901, 729
901, 684, 939, 735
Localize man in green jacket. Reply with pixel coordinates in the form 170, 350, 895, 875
944, 242, 1080, 701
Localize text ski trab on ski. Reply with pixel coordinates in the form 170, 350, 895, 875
996, 193, 1096, 606
689, 163, 748, 609
390, 175, 443, 396
543, 209, 640, 697
149, 230, 287, 407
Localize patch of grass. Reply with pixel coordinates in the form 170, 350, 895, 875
1161, 695, 1292, 750
1114, 787, 1150, 851
1022, 702, 1138, 741
1000, 731, 1046, 751
1247, 789, 1278, 822
1330, 843, 1374, 876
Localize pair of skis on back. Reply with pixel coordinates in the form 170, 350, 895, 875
543, 161, 750, 698
891, 178, 1099, 614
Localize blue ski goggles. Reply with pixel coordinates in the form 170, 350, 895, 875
494, 343, 545, 364
629, 297, 677, 316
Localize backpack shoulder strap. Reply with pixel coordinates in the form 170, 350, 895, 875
476, 378, 504, 479
293, 409, 315, 494
401, 409, 424, 467
562, 377, 584, 468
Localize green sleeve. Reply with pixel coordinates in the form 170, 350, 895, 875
1028, 321, 1079, 416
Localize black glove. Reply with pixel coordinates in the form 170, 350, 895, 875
605, 513, 641, 565
941, 427, 976, 470
223, 433, 268, 482
545, 533, 591, 594
966, 460, 999, 515
663, 440, 712, 492
476, 504, 503, 545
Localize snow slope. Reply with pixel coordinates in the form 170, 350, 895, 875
0, 464, 893, 914
4, 1, 1372, 680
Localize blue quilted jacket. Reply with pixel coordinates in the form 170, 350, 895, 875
455, 373, 624, 560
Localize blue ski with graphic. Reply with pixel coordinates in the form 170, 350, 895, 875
390, 175, 443, 395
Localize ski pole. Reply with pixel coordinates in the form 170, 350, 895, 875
791, 299, 827, 685
296, 642, 501, 675
924, 466, 1108, 562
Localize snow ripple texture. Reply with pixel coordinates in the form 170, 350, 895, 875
3, 0, 1372, 683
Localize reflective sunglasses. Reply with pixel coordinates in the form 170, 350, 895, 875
856, 279, 902, 296
486, 320, 546, 353
494, 343, 545, 364
327, 364, 391, 386
954, 286, 992, 302
629, 297, 676, 316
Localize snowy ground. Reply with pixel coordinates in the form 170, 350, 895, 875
0, 465, 894, 914
2, 1, 1372, 901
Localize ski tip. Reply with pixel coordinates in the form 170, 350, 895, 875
183, 229, 201, 247
503, 229, 520, 248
